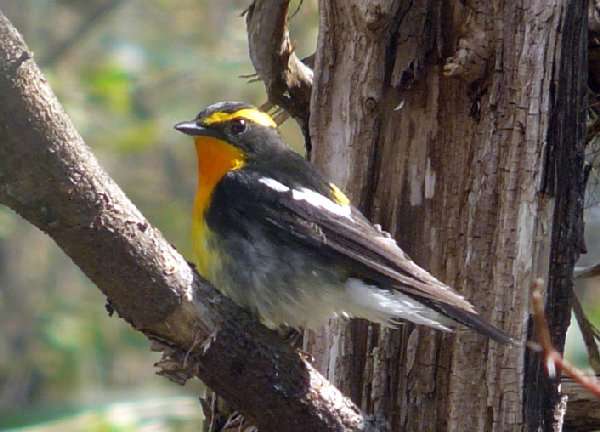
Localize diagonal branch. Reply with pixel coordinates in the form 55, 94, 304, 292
0, 12, 371, 432
575, 262, 600, 279
245, 0, 313, 141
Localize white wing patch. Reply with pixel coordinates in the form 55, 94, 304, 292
258, 177, 351, 218
292, 187, 351, 218
258, 177, 290, 192
344, 278, 455, 331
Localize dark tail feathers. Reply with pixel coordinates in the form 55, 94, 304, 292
435, 303, 517, 345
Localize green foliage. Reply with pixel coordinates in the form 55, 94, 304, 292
111, 121, 160, 153
83, 63, 134, 115
0, 397, 203, 431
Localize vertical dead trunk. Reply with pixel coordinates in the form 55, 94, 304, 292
307, 1, 586, 431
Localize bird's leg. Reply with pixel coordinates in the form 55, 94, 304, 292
277, 326, 315, 362
278, 326, 303, 348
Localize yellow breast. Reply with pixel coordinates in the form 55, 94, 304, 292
192, 136, 245, 278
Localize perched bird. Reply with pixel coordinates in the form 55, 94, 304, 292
175, 101, 513, 343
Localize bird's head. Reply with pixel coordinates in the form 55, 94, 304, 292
174, 101, 283, 159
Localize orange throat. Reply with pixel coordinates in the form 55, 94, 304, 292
193, 136, 245, 215
192, 136, 245, 276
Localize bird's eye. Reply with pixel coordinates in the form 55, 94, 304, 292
228, 119, 247, 136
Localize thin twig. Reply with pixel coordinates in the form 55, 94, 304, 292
576, 262, 600, 280
531, 279, 600, 399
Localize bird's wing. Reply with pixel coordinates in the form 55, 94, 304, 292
217, 170, 513, 343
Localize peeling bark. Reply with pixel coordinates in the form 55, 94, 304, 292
308, 1, 586, 431
0, 12, 371, 432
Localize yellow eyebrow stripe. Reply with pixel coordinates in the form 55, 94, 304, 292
203, 108, 277, 128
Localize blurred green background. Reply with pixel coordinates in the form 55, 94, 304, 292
0, 1, 598, 431
0, 0, 315, 430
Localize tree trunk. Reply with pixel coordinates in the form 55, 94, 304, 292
306, 1, 586, 431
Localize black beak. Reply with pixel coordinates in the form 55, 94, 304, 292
174, 121, 210, 136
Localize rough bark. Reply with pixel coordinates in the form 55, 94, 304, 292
527, 1, 587, 429
307, 1, 586, 431
564, 378, 600, 431
0, 12, 371, 432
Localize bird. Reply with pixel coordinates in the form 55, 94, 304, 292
174, 101, 513, 344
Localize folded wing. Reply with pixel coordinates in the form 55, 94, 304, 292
220, 169, 514, 344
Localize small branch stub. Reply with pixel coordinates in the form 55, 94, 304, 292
245, 0, 313, 138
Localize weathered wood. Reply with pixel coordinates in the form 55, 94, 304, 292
308, 1, 586, 431
527, 1, 588, 429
